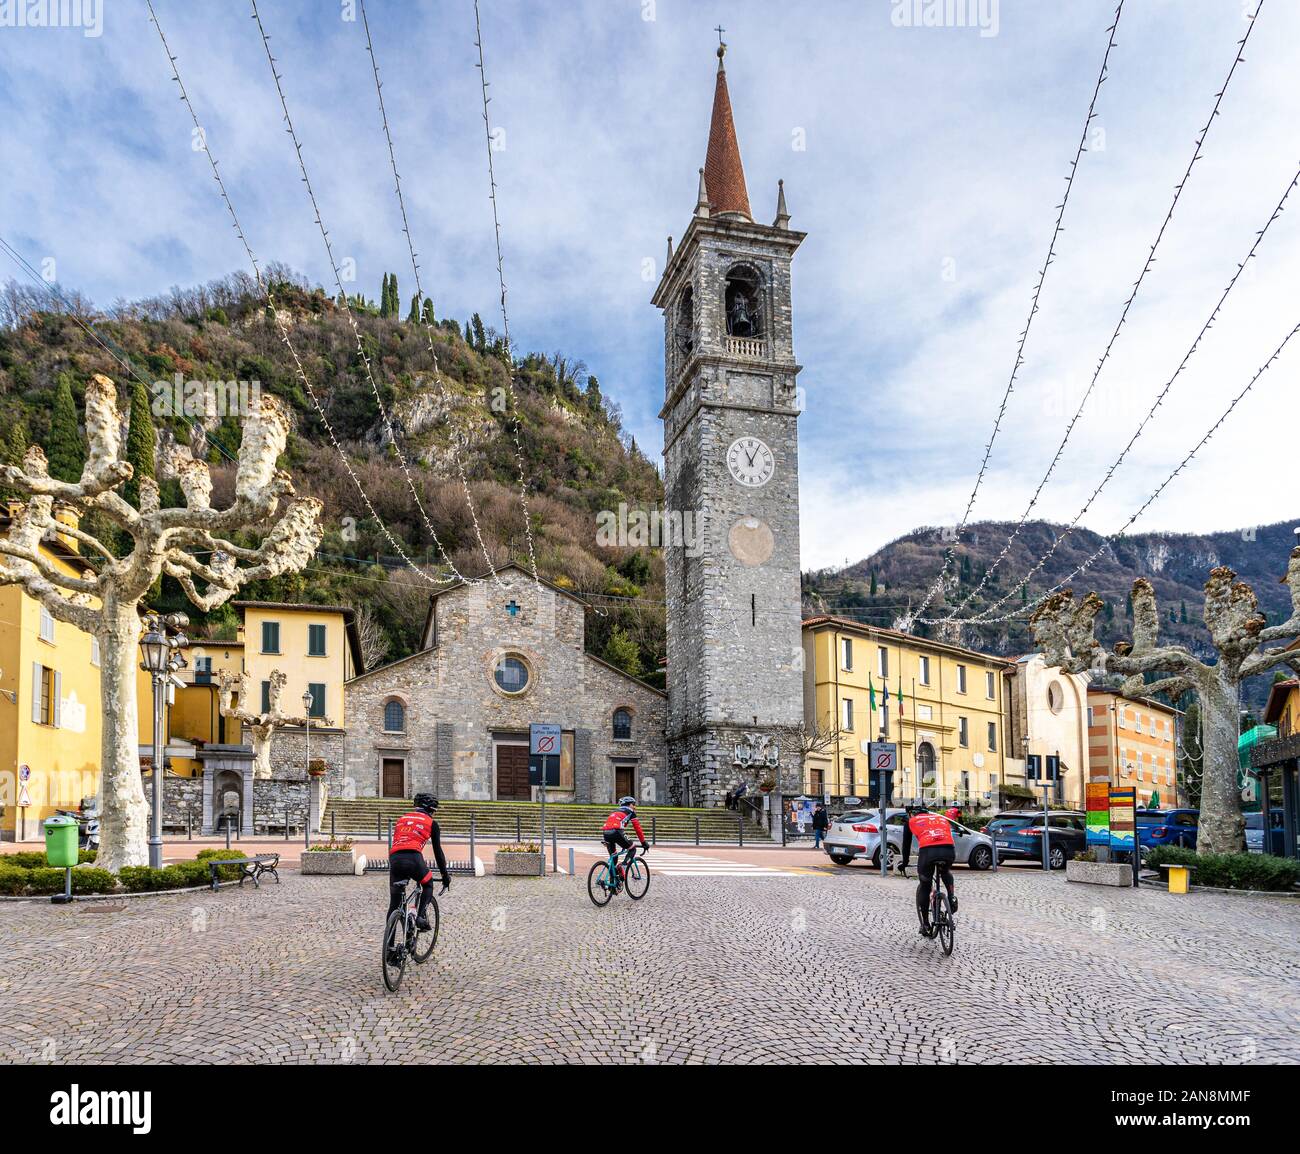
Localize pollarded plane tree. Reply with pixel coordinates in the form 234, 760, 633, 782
0, 375, 323, 871
217, 668, 332, 780
1030, 550, 1300, 854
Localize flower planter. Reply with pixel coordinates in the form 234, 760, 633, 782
494, 852, 544, 876
1065, 859, 1132, 888
300, 849, 356, 876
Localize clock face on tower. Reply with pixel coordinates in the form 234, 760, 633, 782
726, 436, 775, 488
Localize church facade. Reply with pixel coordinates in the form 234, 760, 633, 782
654, 43, 807, 807
341, 567, 667, 805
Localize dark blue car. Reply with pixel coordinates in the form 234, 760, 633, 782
1136, 809, 1199, 855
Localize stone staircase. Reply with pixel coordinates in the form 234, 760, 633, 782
321, 797, 772, 844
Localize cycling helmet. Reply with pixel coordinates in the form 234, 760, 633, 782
412, 792, 439, 814
618, 795, 637, 807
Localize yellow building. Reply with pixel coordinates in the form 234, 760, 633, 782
1263, 677, 1299, 742
801, 617, 1010, 807
233, 601, 359, 726
135, 638, 246, 777
136, 602, 359, 775
0, 506, 103, 841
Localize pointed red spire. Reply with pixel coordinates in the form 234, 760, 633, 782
703, 44, 751, 219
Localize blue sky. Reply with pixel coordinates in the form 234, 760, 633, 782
2, 0, 1298, 571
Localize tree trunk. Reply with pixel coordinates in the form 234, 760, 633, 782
250, 725, 273, 779
95, 607, 149, 873
1196, 676, 1244, 855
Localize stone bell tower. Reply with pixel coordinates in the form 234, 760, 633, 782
653, 41, 806, 807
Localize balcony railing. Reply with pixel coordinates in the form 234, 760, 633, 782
725, 335, 768, 361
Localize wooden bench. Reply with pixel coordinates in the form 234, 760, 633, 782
206, 853, 281, 892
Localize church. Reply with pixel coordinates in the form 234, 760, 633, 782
344, 42, 805, 808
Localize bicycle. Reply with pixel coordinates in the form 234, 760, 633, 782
587, 843, 649, 906
901, 862, 956, 957
381, 876, 443, 992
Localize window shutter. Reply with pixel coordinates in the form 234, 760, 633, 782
52, 672, 62, 728
32, 663, 43, 724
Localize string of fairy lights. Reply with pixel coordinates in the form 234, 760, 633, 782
941, 0, 1266, 623
901, 0, 1128, 631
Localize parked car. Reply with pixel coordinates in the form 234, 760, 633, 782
1136, 808, 1199, 857
986, 810, 1087, 869
1245, 810, 1285, 856
823, 808, 994, 871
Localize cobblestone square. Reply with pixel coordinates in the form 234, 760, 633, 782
1, 860, 1296, 1065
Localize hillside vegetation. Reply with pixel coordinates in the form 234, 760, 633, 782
0, 270, 665, 681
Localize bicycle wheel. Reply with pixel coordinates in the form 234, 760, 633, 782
934, 891, 955, 956
381, 908, 408, 992
411, 895, 439, 963
587, 860, 615, 907
625, 855, 650, 900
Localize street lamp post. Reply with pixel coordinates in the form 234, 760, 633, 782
302, 688, 313, 848
140, 613, 187, 869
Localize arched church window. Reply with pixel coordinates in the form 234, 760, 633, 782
675, 286, 694, 357
383, 699, 406, 732
613, 708, 633, 741
724, 264, 763, 338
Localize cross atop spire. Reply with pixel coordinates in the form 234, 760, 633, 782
702, 37, 751, 219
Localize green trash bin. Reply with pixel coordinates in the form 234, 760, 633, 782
44, 815, 79, 868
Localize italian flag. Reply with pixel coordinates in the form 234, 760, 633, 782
869, 675, 877, 713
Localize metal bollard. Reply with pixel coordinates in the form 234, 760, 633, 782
469, 813, 476, 869
568, 846, 575, 877
285, 805, 290, 842
331, 811, 336, 840
516, 814, 521, 842
187, 813, 193, 842
387, 817, 392, 851
695, 816, 700, 846
225, 821, 231, 851
377, 813, 382, 844
651, 814, 657, 845
552, 827, 558, 874
304, 806, 310, 849
738, 814, 744, 848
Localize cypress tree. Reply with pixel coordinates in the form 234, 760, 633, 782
123, 379, 156, 509
421, 297, 435, 325
471, 312, 486, 352
407, 293, 420, 324
870, 569, 878, 597
388, 273, 399, 317
464, 320, 473, 344
47, 372, 85, 482
380, 274, 392, 317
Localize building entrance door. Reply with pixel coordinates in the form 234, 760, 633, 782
615, 764, 635, 800
382, 758, 405, 798
496, 744, 531, 800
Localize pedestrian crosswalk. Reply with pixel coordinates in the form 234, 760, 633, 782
556, 843, 819, 879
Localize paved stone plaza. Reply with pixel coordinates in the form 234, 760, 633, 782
1, 855, 1297, 1064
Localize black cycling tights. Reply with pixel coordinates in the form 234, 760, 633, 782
915, 845, 956, 922
389, 849, 434, 919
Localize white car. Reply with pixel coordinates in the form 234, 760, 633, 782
823, 807, 994, 871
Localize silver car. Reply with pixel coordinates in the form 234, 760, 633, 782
823, 807, 994, 871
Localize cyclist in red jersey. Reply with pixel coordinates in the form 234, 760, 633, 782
388, 793, 450, 931
602, 796, 648, 875
900, 802, 958, 934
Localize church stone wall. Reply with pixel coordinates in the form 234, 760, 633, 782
342, 572, 666, 804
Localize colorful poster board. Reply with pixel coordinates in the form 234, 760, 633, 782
1085, 782, 1110, 845
1109, 786, 1137, 853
